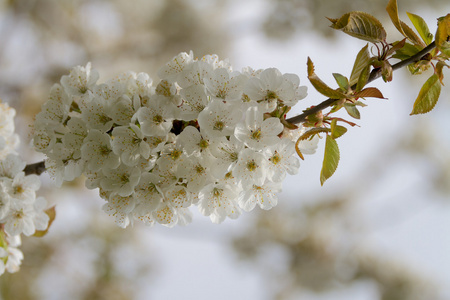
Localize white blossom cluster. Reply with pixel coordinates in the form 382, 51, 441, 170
0, 102, 49, 275
33, 51, 318, 228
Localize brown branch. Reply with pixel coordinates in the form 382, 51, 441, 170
24, 161, 46, 176
286, 41, 437, 125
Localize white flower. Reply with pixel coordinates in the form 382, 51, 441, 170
198, 183, 240, 224
157, 51, 194, 81
264, 139, 300, 182
32, 130, 56, 154
133, 173, 163, 213
238, 180, 282, 211
155, 79, 183, 106
149, 167, 176, 195
0, 134, 19, 160
209, 135, 244, 178
0, 103, 19, 159
4, 172, 40, 204
81, 130, 120, 171
93, 81, 126, 102
109, 96, 136, 126
178, 84, 210, 121
241, 66, 263, 78
135, 155, 157, 172
128, 72, 155, 100
34, 84, 71, 128
297, 135, 319, 155
5, 196, 50, 236
244, 68, 295, 112
62, 117, 87, 159
100, 163, 141, 197
155, 79, 182, 106
156, 143, 186, 172
135, 95, 176, 137
80, 95, 115, 132
32, 197, 50, 232
146, 135, 169, 155
216, 171, 241, 192
176, 155, 215, 194
232, 148, 267, 188
60, 62, 99, 96
6, 234, 21, 248
197, 99, 242, 139
0, 186, 11, 220
152, 204, 193, 228
284, 126, 320, 155
203, 68, 247, 101
152, 204, 177, 227
0, 102, 16, 137
102, 193, 136, 228
175, 207, 193, 226
282, 73, 308, 107
177, 126, 211, 156
176, 60, 214, 88
83, 169, 102, 190
132, 210, 155, 226
45, 143, 84, 186
0, 154, 25, 179
0, 138, 4, 153
199, 54, 231, 70
234, 106, 283, 151
111, 125, 151, 166
164, 185, 192, 209
0, 246, 24, 274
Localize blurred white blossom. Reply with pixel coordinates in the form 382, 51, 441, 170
0, 101, 49, 275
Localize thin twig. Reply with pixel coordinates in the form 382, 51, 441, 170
286, 41, 437, 125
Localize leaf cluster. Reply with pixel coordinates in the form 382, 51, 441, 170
294, 0, 449, 184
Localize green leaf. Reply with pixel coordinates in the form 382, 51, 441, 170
320, 135, 340, 185
436, 14, 450, 57
381, 60, 393, 82
328, 12, 386, 43
298, 127, 331, 141
401, 21, 426, 47
386, 38, 407, 57
391, 42, 430, 75
307, 57, 347, 99
436, 61, 449, 84
349, 44, 371, 87
355, 65, 371, 92
33, 206, 56, 238
391, 42, 422, 60
407, 59, 432, 75
0, 231, 7, 248
332, 73, 349, 92
410, 74, 442, 115
329, 99, 346, 114
386, 0, 425, 47
330, 119, 347, 139
406, 12, 433, 45
354, 100, 367, 107
355, 87, 385, 99
344, 103, 361, 119
295, 127, 331, 160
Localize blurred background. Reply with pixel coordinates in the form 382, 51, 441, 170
1, 0, 450, 299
